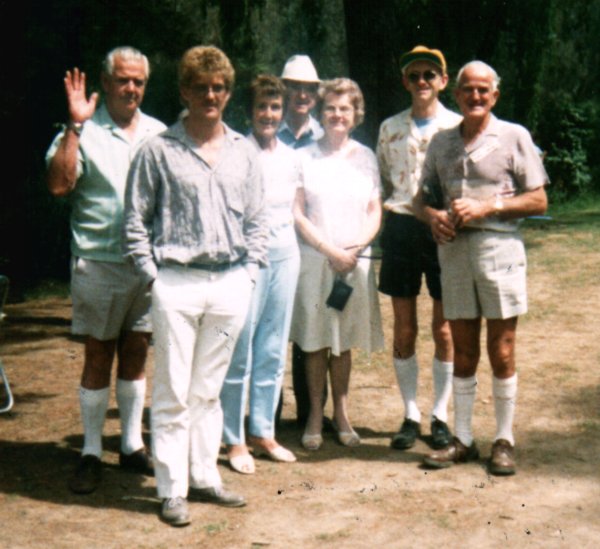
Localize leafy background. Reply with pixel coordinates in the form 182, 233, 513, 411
5, 0, 600, 294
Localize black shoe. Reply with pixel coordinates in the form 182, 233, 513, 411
430, 417, 452, 449
69, 455, 102, 494
190, 485, 246, 508
391, 418, 421, 450
119, 447, 154, 475
161, 497, 191, 527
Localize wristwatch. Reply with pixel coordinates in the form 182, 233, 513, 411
493, 195, 504, 215
67, 121, 84, 136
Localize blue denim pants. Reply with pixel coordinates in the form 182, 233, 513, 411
221, 250, 300, 444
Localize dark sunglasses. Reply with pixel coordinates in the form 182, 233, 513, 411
407, 70, 439, 84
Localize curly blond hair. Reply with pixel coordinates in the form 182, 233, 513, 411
179, 45, 235, 90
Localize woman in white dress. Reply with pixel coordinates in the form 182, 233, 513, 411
290, 78, 384, 450
220, 75, 301, 473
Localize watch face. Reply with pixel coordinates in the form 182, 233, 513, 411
69, 122, 84, 135
495, 196, 503, 212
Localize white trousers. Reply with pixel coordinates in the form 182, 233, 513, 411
151, 266, 253, 498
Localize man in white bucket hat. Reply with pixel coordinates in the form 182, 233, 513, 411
278, 55, 323, 149
277, 54, 325, 428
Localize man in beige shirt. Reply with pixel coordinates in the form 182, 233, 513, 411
377, 46, 461, 452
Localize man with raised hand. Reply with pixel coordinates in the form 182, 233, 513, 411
47, 46, 165, 495
377, 46, 461, 452
416, 61, 548, 475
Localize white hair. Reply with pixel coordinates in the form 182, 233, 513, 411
102, 46, 150, 78
456, 60, 500, 91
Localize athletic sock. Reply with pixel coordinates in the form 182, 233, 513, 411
453, 375, 477, 447
393, 355, 421, 423
80, 386, 110, 458
492, 374, 517, 446
116, 378, 146, 455
431, 358, 453, 423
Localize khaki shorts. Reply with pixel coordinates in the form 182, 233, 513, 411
438, 230, 527, 320
71, 257, 152, 340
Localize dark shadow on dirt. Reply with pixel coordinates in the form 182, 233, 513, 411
0, 438, 158, 515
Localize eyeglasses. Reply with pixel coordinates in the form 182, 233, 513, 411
407, 70, 439, 84
459, 85, 492, 95
323, 105, 353, 115
190, 84, 227, 96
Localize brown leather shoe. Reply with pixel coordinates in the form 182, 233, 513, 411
423, 437, 479, 469
489, 439, 516, 476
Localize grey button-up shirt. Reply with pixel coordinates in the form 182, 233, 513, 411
420, 115, 548, 232
123, 121, 268, 284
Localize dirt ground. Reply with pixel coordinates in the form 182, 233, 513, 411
1, 222, 599, 548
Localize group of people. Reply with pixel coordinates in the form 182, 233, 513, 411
46, 42, 548, 527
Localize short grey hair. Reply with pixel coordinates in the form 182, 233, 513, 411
456, 60, 500, 92
102, 46, 150, 79
318, 77, 365, 128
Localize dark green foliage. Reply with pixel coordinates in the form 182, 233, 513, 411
538, 101, 594, 200
8, 0, 600, 293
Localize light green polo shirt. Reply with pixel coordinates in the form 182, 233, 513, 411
46, 104, 166, 262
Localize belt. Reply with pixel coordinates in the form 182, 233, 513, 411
168, 257, 244, 272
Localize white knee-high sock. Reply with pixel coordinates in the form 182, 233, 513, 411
116, 378, 146, 454
393, 355, 420, 423
453, 375, 477, 446
493, 374, 517, 446
431, 358, 453, 422
80, 386, 110, 458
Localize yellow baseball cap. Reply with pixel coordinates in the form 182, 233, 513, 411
400, 45, 447, 74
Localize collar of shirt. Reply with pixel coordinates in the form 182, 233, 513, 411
94, 103, 153, 145
163, 120, 244, 151
247, 133, 289, 155
461, 114, 500, 154
278, 115, 323, 147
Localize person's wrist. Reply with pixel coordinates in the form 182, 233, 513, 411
493, 195, 504, 215
66, 120, 84, 136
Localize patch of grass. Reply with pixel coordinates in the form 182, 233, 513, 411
579, 419, 600, 436
23, 279, 70, 301
523, 193, 600, 238
547, 192, 600, 221
204, 520, 228, 535
316, 528, 351, 542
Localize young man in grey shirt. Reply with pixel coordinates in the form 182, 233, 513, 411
124, 45, 268, 526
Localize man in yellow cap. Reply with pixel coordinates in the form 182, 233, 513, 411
377, 45, 461, 451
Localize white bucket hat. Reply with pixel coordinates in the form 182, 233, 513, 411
280, 55, 320, 83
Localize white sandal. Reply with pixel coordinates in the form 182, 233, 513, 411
228, 452, 255, 474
